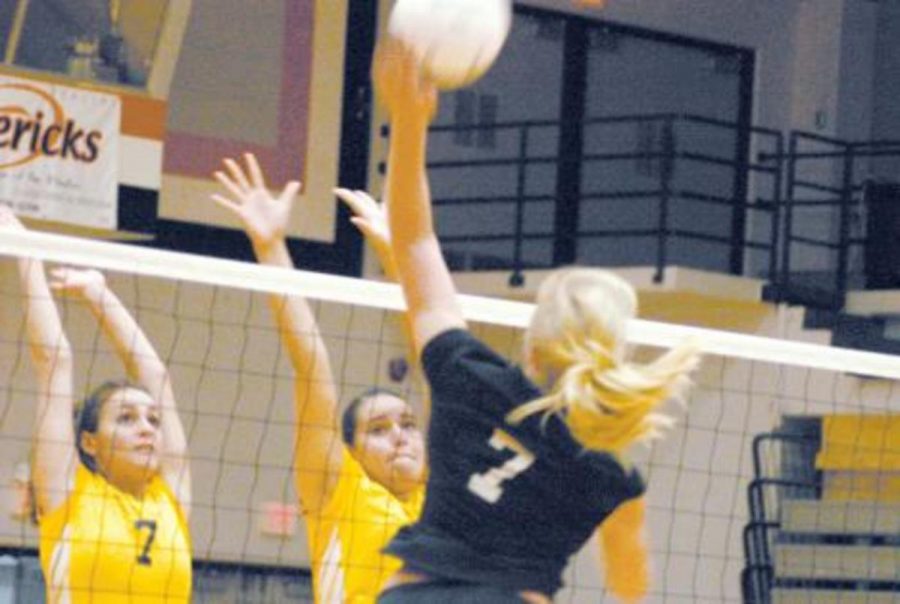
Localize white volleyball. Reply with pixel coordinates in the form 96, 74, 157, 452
388, 0, 513, 89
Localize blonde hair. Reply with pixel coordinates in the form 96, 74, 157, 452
508, 268, 700, 452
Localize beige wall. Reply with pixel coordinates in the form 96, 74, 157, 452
167, 1, 286, 147
118, 0, 170, 76
159, 0, 346, 243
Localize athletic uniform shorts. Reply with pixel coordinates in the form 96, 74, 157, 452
378, 579, 527, 603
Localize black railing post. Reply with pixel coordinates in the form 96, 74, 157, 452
768, 133, 785, 293
743, 522, 777, 604
835, 144, 855, 310
780, 132, 799, 302
552, 20, 587, 267
730, 121, 752, 276
509, 126, 530, 287
655, 117, 675, 283
746, 480, 772, 604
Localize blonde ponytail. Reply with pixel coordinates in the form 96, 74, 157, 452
508, 268, 700, 452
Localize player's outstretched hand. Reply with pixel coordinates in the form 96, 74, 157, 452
372, 37, 437, 127
334, 188, 390, 250
335, 188, 398, 278
212, 153, 301, 254
49, 267, 107, 304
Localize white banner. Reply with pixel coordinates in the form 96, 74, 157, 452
0, 75, 121, 229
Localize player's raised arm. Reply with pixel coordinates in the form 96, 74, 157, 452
1, 208, 76, 516
212, 153, 342, 513
373, 38, 466, 358
49, 267, 192, 517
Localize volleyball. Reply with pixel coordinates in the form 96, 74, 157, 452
387, 0, 513, 90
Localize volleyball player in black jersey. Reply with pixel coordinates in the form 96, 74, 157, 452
370, 39, 700, 604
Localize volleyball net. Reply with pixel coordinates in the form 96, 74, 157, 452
1, 229, 899, 603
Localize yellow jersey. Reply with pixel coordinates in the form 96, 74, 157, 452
306, 449, 423, 604
39, 464, 192, 603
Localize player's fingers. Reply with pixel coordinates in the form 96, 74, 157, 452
213, 171, 245, 202
223, 158, 251, 191
244, 153, 267, 191
352, 190, 380, 211
281, 181, 301, 202
210, 194, 242, 215
334, 188, 365, 215
47, 267, 73, 288
349, 217, 376, 239
373, 37, 411, 94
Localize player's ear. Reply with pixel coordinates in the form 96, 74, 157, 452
80, 431, 99, 458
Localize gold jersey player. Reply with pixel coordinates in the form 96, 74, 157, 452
371, 41, 701, 603
3, 208, 192, 603
212, 154, 426, 603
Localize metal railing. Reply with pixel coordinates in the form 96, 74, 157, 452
426, 117, 558, 283
742, 432, 820, 604
415, 113, 783, 285
387, 117, 900, 314
763, 133, 900, 310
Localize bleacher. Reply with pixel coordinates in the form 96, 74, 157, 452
745, 417, 900, 603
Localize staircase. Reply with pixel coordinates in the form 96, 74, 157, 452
742, 426, 900, 603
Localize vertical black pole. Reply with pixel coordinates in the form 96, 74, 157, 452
655, 117, 675, 283
552, 20, 588, 266
334, 0, 379, 276
729, 49, 755, 275
781, 132, 799, 303
509, 126, 530, 287
836, 144, 855, 310
768, 133, 784, 297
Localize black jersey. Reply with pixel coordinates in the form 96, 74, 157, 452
385, 329, 645, 596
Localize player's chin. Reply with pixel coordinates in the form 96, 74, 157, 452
391, 456, 424, 480
130, 451, 160, 473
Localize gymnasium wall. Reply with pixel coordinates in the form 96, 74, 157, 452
158, 0, 347, 244
152, 0, 894, 276
872, 2, 900, 176
523, 0, 879, 140
368, 1, 890, 279
155, 0, 888, 259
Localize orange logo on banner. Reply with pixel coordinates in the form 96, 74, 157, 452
0, 82, 104, 169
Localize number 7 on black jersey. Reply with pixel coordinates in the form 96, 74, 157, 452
467, 429, 535, 504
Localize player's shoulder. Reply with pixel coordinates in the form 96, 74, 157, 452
422, 328, 501, 370
579, 449, 646, 497
425, 329, 539, 411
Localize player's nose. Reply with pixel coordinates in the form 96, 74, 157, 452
391, 423, 409, 446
